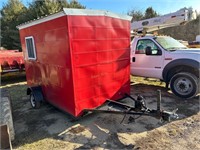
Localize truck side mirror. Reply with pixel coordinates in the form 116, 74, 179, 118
145, 46, 152, 55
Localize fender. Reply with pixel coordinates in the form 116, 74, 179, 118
162, 59, 200, 81
27, 86, 44, 102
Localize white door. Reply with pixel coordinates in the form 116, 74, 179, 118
131, 39, 164, 79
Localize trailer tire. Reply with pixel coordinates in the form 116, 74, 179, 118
30, 93, 41, 109
170, 72, 198, 99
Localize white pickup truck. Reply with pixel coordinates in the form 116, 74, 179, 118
131, 35, 200, 98
130, 8, 199, 98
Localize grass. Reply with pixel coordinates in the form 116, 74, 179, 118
131, 76, 166, 87
1, 72, 28, 111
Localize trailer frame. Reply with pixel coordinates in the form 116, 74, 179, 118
84, 90, 178, 122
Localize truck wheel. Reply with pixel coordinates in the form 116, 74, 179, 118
170, 72, 198, 99
30, 93, 41, 108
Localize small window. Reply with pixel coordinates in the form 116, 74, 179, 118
25, 36, 36, 60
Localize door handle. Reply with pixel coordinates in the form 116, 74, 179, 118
132, 57, 136, 62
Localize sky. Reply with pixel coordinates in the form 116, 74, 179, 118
0, 0, 200, 15
78, 0, 200, 15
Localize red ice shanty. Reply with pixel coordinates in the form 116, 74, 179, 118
17, 8, 131, 117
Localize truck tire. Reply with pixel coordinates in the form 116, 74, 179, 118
170, 72, 199, 99
30, 93, 41, 109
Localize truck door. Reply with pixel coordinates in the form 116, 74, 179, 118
131, 39, 164, 79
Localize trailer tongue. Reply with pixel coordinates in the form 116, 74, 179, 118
84, 90, 178, 122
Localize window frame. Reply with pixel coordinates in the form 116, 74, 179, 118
135, 39, 161, 55
25, 36, 37, 60
135, 40, 146, 54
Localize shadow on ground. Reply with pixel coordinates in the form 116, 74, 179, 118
1, 72, 26, 86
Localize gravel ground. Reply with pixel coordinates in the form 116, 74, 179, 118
1, 73, 199, 150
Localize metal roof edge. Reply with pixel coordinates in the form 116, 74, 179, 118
63, 8, 132, 21
17, 11, 65, 30
17, 8, 132, 30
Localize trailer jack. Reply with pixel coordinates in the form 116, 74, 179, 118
84, 90, 179, 123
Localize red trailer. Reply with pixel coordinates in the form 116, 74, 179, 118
0, 50, 24, 73
17, 9, 131, 117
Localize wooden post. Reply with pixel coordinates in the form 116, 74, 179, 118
0, 124, 12, 149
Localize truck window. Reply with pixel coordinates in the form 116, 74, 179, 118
136, 40, 145, 54
136, 39, 159, 55
155, 36, 187, 50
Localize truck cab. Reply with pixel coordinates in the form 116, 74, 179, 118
131, 35, 200, 98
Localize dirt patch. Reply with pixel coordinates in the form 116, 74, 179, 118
1, 74, 199, 150
118, 113, 200, 150
68, 125, 86, 134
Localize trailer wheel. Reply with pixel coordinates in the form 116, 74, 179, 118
170, 72, 198, 99
30, 93, 41, 109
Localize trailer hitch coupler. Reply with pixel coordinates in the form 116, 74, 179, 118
135, 95, 145, 110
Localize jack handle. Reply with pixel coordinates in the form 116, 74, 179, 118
156, 90, 179, 121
